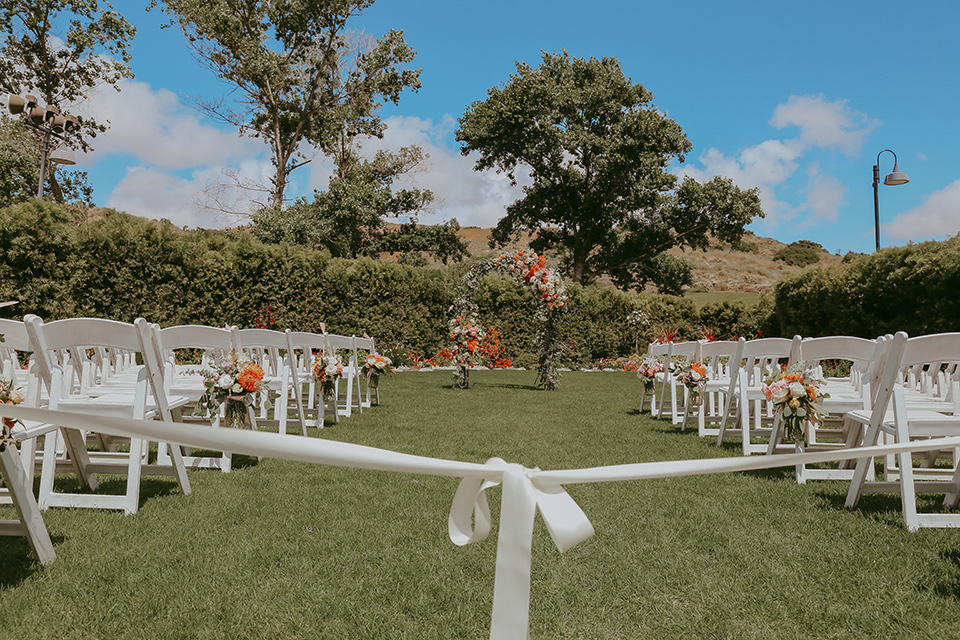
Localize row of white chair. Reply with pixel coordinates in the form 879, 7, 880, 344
644, 332, 960, 531
0, 316, 385, 563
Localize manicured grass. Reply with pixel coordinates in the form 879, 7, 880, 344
4, 370, 960, 638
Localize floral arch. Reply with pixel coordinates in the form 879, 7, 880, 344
448, 250, 567, 390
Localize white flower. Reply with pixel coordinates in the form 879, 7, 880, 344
789, 382, 806, 398
230, 383, 243, 394
772, 384, 789, 403
217, 374, 234, 389
325, 363, 339, 377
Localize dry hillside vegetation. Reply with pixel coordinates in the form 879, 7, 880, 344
455, 227, 842, 294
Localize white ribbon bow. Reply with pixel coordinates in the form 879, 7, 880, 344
449, 457, 595, 639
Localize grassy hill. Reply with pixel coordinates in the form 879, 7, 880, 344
453, 227, 843, 297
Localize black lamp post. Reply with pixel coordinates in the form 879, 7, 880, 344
872, 149, 909, 251
6, 93, 78, 198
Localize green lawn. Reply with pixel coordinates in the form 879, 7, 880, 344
4, 370, 960, 638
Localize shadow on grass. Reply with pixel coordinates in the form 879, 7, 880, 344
931, 549, 960, 600
50, 475, 187, 509
744, 467, 795, 481
480, 383, 542, 391
0, 533, 65, 587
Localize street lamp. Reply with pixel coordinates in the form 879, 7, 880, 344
6, 93, 78, 198
872, 149, 909, 251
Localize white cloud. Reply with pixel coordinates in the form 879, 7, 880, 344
800, 162, 846, 222
106, 166, 207, 228
885, 179, 960, 242
679, 94, 872, 227
769, 94, 878, 156
106, 158, 274, 228
677, 139, 803, 225
77, 79, 261, 168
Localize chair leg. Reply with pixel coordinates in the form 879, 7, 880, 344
0, 446, 55, 564
844, 422, 881, 509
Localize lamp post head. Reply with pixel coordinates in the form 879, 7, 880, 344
884, 162, 909, 186
48, 146, 76, 166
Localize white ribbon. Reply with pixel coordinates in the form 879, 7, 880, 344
3, 403, 960, 640
449, 458, 594, 638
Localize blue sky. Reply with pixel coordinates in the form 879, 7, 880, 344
54, 1, 960, 254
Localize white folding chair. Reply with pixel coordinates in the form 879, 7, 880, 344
685, 339, 744, 437
773, 336, 885, 483
845, 332, 960, 530
717, 336, 800, 455
354, 335, 378, 408
653, 341, 701, 425
644, 342, 671, 418
150, 324, 242, 471
324, 333, 364, 418
25, 315, 191, 515
232, 327, 307, 435
0, 437, 55, 565
286, 330, 337, 427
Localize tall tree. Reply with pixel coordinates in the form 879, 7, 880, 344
153, 0, 422, 210
457, 51, 763, 292
0, 0, 135, 202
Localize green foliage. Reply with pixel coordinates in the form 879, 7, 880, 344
153, 0, 421, 209
456, 51, 762, 291
0, 117, 95, 208
773, 239, 824, 267
0, 200, 77, 318
729, 234, 758, 253
775, 236, 960, 337
0, 202, 783, 366
698, 300, 746, 340
842, 250, 865, 264
252, 147, 466, 263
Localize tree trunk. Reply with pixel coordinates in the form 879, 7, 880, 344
270, 164, 287, 210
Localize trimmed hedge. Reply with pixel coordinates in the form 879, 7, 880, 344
0, 202, 789, 364
774, 235, 960, 337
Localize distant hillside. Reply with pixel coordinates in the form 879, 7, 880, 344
452, 227, 843, 295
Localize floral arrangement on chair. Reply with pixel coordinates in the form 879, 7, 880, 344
675, 361, 708, 405
197, 351, 265, 429
636, 357, 664, 388
449, 312, 486, 389
0, 378, 25, 452
762, 362, 829, 445
313, 354, 344, 401
362, 353, 393, 388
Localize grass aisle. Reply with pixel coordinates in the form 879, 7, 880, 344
4, 370, 960, 638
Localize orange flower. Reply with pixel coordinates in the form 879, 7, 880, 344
466, 339, 478, 352
238, 364, 264, 392
692, 362, 708, 377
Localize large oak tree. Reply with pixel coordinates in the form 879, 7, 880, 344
457, 51, 763, 293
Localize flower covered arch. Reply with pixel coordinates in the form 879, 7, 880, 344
449, 250, 567, 390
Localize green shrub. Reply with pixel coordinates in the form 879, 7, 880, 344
773, 240, 824, 267
775, 236, 960, 337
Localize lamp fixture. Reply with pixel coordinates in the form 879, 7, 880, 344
872, 149, 910, 251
